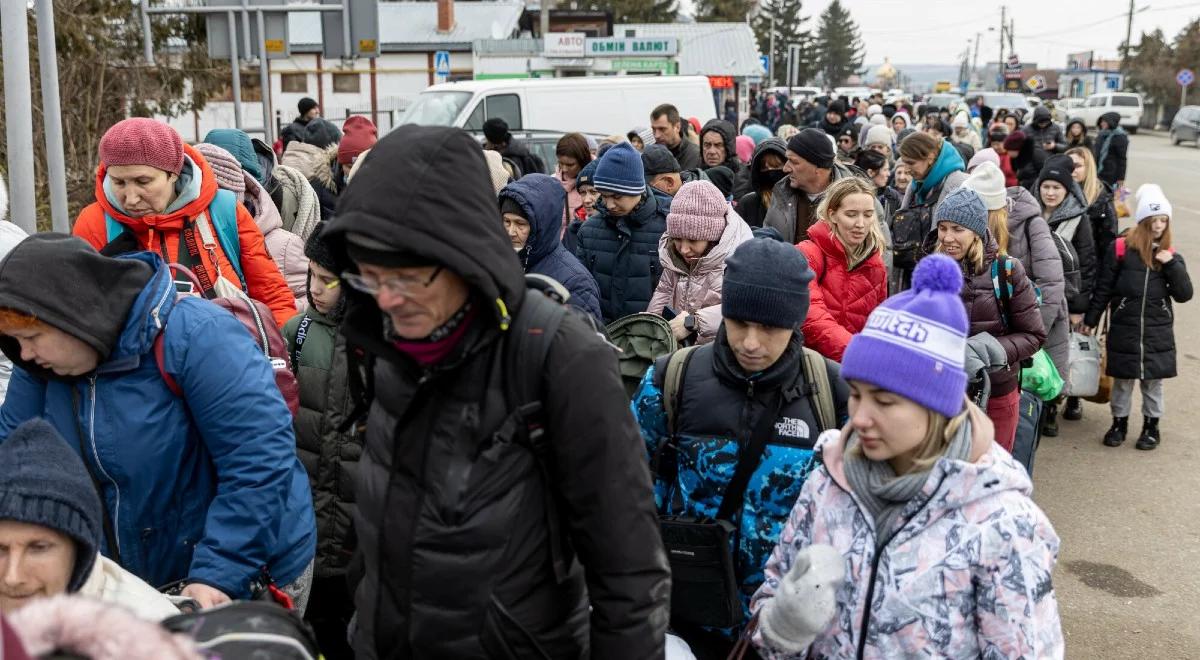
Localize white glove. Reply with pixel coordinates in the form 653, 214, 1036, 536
758, 544, 845, 654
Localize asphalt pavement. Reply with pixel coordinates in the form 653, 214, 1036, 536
1034, 132, 1200, 659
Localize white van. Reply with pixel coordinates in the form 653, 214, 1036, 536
399, 76, 718, 137
1075, 92, 1144, 133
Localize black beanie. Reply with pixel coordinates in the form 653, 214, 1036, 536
787, 128, 836, 169
304, 221, 342, 273
298, 97, 318, 116
1037, 154, 1077, 193
0, 233, 152, 365
304, 118, 342, 149
499, 196, 526, 219
722, 234, 814, 329
704, 166, 735, 199
827, 99, 847, 116
0, 419, 102, 592
483, 118, 510, 145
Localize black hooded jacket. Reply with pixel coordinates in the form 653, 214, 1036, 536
700, 119, 750, 198
322, 126, 670, 659
1093, 111, 1128, 186
736, 138, 788, 227
1025, 106, 1067, 154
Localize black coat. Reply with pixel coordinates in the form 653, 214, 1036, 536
1086, 241, 1193, 380
736, 138, 788, 228
1039, 182, 1098, 315
1093, 113, 1129, 186
1086, 183, 1120, 265
281, 117, 309, 151
323, 126, 670, 659
500, 139, 546, 177
575, 190, 669, 323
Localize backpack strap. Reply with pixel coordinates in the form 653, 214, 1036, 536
800, 347, 836, 431
662, 345, 701, 436
209, 189, 245, 287
104, 213, 125, 243
289, 315, 314, 372
991, 256, 1014, 331
153, 330, 183, 398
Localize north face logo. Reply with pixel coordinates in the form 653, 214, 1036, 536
775, 417, 811, 439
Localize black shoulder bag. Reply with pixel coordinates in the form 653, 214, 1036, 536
656, 388, 784, 630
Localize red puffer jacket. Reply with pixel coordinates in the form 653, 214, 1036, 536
797, 221, 889, 361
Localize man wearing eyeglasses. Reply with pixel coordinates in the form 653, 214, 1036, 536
322, 126, 670, 660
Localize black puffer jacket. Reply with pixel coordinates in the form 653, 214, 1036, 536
1086, 240, 1193, 380
575, 189, 669, 323
736, 138, 788, 227
324, 126, 670, 659
1025, 107, 1067, 154
1037, 176, 1097, 314
1093, 112, 1128, 186
1087, 182, 1120, 262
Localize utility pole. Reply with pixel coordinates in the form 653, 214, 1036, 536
2, 0, 37, 233
1008, 18, 1014, 52
36, 0, 69, 232
973, 32, 981, 81
998, 6, 1006, 92
1123, 0, 1135, 65
769, 13, 776, 87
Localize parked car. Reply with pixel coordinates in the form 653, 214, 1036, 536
924, 93, 965, 110
469, 130, 605, 177
1056, 97, 1086, 122
978, 92, 1030, 114
1170, 105, 1200, 147
399, 76, 717, 137
1074, 92, 1144, 134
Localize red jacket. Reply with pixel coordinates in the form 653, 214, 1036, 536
74, 144, 296, 328
797, 221, 889, 361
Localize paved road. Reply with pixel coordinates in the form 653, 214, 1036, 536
1034, 133, 1200, 659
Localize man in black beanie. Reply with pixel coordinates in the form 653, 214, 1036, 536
763, 128, 890, 250
630, 232, 848, 657
818, 99, 850, 138
482, 117, 544, 177
282, 97, 321, 151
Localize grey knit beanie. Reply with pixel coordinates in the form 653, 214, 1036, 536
935, 186, 989, 239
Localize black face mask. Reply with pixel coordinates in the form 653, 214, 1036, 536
758, 169, 787, 188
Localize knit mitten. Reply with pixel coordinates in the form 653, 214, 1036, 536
758, 544, 845, 654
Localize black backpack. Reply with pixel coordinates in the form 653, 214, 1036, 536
890, 203, 931, 271
161, 601, 320, 660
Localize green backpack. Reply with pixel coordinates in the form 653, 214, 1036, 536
605, 313, 678, 398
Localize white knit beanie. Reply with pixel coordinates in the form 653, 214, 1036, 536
962, 162, 1007, 211
1135, 184, 1172, 224
865, 124, 894, 148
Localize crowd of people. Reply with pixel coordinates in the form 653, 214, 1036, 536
0, 87, 1187, 660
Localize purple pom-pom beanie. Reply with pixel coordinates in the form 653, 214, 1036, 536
841, 253, 970, 418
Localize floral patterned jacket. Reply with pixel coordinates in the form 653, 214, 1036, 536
750, 405, 1064, 659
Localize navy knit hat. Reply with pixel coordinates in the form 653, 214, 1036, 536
594, 142, 646, 196
303, 118, 342, 149
576, 159, 599, 189
936, 186, 989, 239
0, 419, 102, 592
722, 235, 814, 329
842, 254, 969, 418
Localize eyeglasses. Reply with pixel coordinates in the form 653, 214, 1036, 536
341, 266, 443, 297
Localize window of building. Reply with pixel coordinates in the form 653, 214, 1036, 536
333, 72, 361, 94
281, 73, 307, 94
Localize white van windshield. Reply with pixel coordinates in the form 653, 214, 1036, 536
401, 91, 472, 126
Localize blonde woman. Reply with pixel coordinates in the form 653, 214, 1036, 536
797, 178, 889, 361
1067, 146, 1119, 261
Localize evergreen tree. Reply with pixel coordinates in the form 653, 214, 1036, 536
588, 0, 678, 24
751, 0, 815, 87
695, 0, 753, 22
813, 0, 864, 88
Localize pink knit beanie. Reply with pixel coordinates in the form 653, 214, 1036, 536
193, 142, 247, 201
98, 118, 185, 175
667, 180, 727, 242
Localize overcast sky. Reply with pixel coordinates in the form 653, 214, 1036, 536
777, 0, 1199, 67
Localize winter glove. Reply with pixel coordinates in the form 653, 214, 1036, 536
964, 332, 1007, 380
758, 544, 845, 654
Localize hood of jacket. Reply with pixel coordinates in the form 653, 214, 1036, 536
818, 403, 1031, 513
914, 139, 966, 204
749, 138, 788, 191
1006, 185, 1043, 225
1032, 106, 1053, 127
245, 171, 283, 235
700, 119, 740, 171
658, 206, 753, 277
498, 173, 567, 270
93, 144, 218, 235
280, 142, 339, 190
1035, 173, 1089, 223
1066, 119, 1088, 138
323, 125, 526, 329
1099, 111, 1123, 131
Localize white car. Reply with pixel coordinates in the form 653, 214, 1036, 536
1073, 92, 1143, 134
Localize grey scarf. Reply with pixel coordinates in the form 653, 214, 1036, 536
843, 416, 973, 549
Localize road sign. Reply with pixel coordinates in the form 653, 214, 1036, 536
760, 55, 770, 75
1178, 68, 1195, 87
205, 0, 290, 60
321, 0, 381, 59
434, 50, 451, 83
1025, 75, 1046, 92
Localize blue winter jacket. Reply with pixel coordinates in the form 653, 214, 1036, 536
0, 253, 316, 598
500, 174, 603, 322
575, 187, 669, 323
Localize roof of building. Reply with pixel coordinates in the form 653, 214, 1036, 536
613, 22, 763, 78
289, 1, 523, 52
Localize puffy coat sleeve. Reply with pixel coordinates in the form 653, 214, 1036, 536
996, 258, 1046, 366
275, 231, 310, 313
1068, 215, 1097, 314
544, 317, 670, 658
73, 203, 109, 251
631, 365, 670, 509
797, 242, 853, 362
1163, 253, 1193, 304
1023, 217, 1065, 328
561, 261, 603, 323
174, 305, 312, 598
1110, 134, 1128, 183
235, 204, 298, 328
973, 500, 1064, 658
1084, 242, 1121, 328
646, 263, 676, 316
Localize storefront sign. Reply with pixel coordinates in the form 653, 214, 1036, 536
708, 76, 734, 89
544, 33, 586, 58
612, 58, 673, 73
585, 37, 678, 57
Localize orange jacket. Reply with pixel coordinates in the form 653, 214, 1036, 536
74, 144, 296, 328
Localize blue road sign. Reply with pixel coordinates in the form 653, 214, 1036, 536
1178, 69, 1195, 87
760, 55, 770, 75
434, 50, 451, 80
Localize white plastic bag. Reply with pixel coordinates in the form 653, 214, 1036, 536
666, 633, 698, 660
1067, 331, 1101, 397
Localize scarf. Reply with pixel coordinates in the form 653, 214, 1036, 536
1097, 126, 1126, 170
913, 140, 965, 205
391, 301, 476, 367
272, 164, 321, 241
843, 415, 973, 549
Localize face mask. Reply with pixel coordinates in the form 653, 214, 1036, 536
759, 169, 786, 188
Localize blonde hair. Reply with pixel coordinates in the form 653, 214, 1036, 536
847, 408, 971, 474
815, 177, 886, 259
988, 207, 1010, 256
1066, 146, 1101, 205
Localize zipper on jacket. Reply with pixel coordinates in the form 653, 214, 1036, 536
87, 376, 123, 560
150, 275, 174, 329
1139, 266, 1149, 380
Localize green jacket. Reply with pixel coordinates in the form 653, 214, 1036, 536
283, 308, 362, 578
